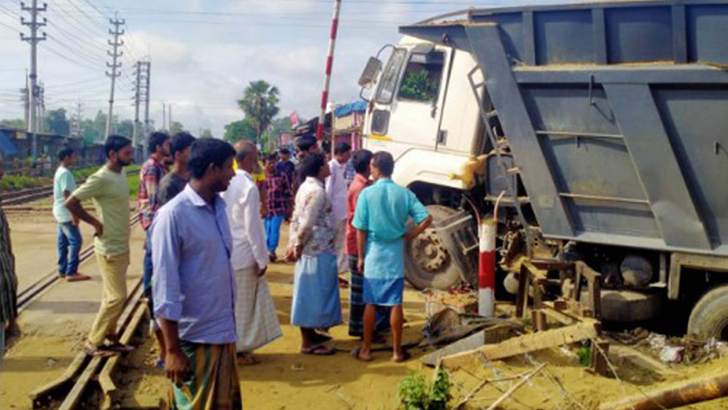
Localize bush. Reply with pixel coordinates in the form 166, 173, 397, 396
397, 369, 452, 410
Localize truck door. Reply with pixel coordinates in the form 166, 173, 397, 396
368, 45, 450, 152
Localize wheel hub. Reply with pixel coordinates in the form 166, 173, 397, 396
411, 231, 449, 273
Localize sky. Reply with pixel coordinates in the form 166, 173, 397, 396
0, 0, 584, 137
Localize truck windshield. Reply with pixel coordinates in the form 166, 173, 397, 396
398, 51, 445, 103
375, 48, 407, 105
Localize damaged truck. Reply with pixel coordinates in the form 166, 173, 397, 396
358, 0, 728, 338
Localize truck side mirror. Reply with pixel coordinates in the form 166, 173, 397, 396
358, 57, 383, 89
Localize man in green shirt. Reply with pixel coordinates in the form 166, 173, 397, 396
53, 147, 90, 282
65, 136, 134, 357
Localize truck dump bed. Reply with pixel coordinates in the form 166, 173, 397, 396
401, 0, 728, 257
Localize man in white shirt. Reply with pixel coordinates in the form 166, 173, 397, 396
221, 141, 282, 365
325, 142, 352, 274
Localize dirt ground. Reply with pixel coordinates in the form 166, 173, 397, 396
3, 207, 728, 410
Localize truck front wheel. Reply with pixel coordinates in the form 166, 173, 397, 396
404, 205, 464, 290
688, 285, 728, 340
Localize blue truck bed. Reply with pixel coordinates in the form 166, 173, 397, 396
400, 0, 728, 256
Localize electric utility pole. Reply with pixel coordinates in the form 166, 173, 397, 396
105, 16, 124, 138
142, 61, 151, 156
133, 61, 142, 147
20, 0, 47, 159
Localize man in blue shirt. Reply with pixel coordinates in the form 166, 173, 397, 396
352, 152, 432, 362
152, 139, 241, 410
53, 147, 90, 282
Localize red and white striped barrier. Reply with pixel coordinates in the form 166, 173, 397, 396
316, 0, 342, 141
479, 219, 497, 317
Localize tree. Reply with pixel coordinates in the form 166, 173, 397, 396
45, 108, 71, 136
237, 80, 280, 146
170, 121, 185, 135
223, 119, 257, 144
0, 119, 25, 129
262, 117, 294, 150
116, 119, 135, 139
200, 129, 214, 139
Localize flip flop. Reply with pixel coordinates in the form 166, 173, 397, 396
392, 350, 412, 363
104, 343, 135, 353
301, 345, 336, 356
351, 346, 373, 362
84, 343, 118, 358
66, 273, 91, 282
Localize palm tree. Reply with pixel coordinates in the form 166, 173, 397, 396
237, 80, 280, 146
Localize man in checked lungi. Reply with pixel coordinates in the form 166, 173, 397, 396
152, 139, 242, 410
352, 152, 432, 363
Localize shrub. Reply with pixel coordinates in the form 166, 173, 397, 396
397, 369, 452, 410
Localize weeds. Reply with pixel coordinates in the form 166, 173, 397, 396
397, 369, 452, 410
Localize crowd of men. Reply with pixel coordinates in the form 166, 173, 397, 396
0, 132, 433, 409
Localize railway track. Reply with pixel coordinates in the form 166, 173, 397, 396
20, 213, 147, 410
1, 169, 140, 207
28, 277, 148, 410
17, 214, 142, 313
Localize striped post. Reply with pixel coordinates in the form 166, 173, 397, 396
479, 219, 497, 317
316, 0, 342, 141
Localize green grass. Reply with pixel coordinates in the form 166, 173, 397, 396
0, 174, 49, 191
127, 169, 139, 197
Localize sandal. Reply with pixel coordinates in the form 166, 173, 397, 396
104, 342, 135, 353
66, 273, 91, 282
301, 345, 336, 356
351, 346, 373, 362
84, 343, 118, 357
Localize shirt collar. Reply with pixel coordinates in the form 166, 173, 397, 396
184, 184, 212, 208
239, 169, 254, 182
375, 177, 393, 185
354, 173, 370, 185
306, 176, 324, 188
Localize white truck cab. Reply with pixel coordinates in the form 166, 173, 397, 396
360, 37, 488, 290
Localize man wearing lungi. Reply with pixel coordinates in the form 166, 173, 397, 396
152, 139, 242, 410
352, 152, 432, 362
221, 142, 282, 366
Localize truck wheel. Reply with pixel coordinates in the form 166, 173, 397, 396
404, 205, 464, 290
688, 286, 728, 340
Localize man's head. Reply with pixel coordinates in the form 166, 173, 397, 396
300, 152, 330, 181
148, 132, 170, 160
169, 132, 196, 168
351, 149, 373, 178
370, 151, 394, 180
58, 146, 76, 167
233, 140, 258, 173
263, 153, 278, 173
334, 142, 352, 164
297, 135, 318, 155
278, 148, 291, 162
105, 135, 134, 167
188, 138, 236, 193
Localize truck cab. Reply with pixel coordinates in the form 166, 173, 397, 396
361, 37, 489, 290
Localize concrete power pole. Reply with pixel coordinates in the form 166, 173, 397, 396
140, 61, 151, 158
133, 61, 141, 148
162, 103, 166, 130
105, 17, 125, 138
38, 81, 45, 133
20, 0, 47, 159
70, 101, 82, 139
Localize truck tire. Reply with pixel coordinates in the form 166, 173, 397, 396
688, 286, 728, 340
404, 205, 463, 290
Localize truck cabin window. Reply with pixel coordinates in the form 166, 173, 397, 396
398, 51, 445, 103
375, 48, 407, 105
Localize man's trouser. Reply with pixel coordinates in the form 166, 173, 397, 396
88, 252, 130, 345
334, 219, 347, 273
264, 215, 285, 253
58, 222, 83, 276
